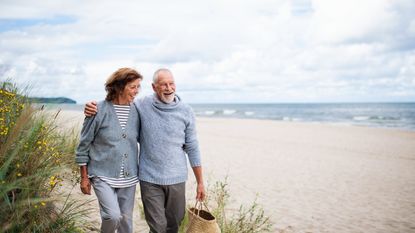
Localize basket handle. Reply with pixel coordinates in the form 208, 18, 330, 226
193, 200, 211, 216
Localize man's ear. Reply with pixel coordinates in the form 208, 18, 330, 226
152, 83, 156, 92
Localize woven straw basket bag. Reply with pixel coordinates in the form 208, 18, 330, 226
186, 201, 221, 233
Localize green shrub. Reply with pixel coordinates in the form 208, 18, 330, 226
0, 81, 88, 232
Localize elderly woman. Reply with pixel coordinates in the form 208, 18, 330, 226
75, 67, 142, 233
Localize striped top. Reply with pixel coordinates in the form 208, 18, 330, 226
113, 104, 130, 130
79, 104, 139, 188
98, 175, 139, 188
114, 104, 130, 179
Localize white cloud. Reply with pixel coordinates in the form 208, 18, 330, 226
310, 0, 391, 43
0, 0, 414, 103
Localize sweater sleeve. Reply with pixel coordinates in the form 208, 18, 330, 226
183, 108, 201, 167
75, 114, 100, 165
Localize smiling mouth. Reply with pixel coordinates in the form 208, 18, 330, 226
164, 92, 174, 96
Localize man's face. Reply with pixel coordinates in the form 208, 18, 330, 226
152, 71, 176, 103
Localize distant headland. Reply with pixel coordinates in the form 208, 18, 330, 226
29, 97, 77, 104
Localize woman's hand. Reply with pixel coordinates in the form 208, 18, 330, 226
80, 177, 91, 195
79, 165, 91, 195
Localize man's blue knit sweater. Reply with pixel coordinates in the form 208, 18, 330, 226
136, 94, 201, 185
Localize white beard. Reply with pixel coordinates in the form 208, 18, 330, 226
160, 94, 175, 103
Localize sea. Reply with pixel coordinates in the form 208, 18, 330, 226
55, 102, 415, 131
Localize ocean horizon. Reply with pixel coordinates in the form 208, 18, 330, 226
47, 102, 415, 132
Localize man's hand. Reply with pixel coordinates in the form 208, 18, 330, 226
196, 183, 206, 201
84, 101, 98, 117
192, 166, 205, 201
80, 177, 91, 195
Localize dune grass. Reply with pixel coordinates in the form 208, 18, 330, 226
177, 177, 273, 233
0, 81, 89, 232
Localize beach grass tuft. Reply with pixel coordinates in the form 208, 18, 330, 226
177, 177, 273, 233
0, 81, 90, 232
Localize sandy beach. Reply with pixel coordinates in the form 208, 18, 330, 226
57, 110, 415, 233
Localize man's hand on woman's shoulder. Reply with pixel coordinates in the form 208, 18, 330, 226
84, 101, 98, 117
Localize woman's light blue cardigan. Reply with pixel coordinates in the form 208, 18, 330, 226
75, 100, 140, 178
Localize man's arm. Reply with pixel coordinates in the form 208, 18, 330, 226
183, 109, 205, 200
84, 101, 98, 117
192, 166, 205, 201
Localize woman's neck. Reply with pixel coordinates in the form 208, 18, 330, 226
112, 97, 129, 105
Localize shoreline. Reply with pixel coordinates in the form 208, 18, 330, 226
54, 109, 415, 139
46, 103, 415, 132
198, 116, 415, 133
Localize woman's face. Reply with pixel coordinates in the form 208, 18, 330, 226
120, 79, 141, 103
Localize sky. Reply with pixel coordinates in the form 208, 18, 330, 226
0, 0, 414, 104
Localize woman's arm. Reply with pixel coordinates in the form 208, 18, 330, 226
76, 107, 101, 195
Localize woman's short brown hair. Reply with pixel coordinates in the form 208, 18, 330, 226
105, 68, 143, 101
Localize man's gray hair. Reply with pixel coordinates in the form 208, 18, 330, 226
153, 68, 173, 84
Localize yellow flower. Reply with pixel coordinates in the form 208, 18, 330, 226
16, 163, 20, 168
41, 202, 46, 206
49, 175, 58, 187
34, 205, 38, 209
17, 173, 22, 177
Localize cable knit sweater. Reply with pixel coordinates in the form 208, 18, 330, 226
136, 94, 201, 185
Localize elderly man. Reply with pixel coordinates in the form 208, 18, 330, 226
84, 68, 205, 233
